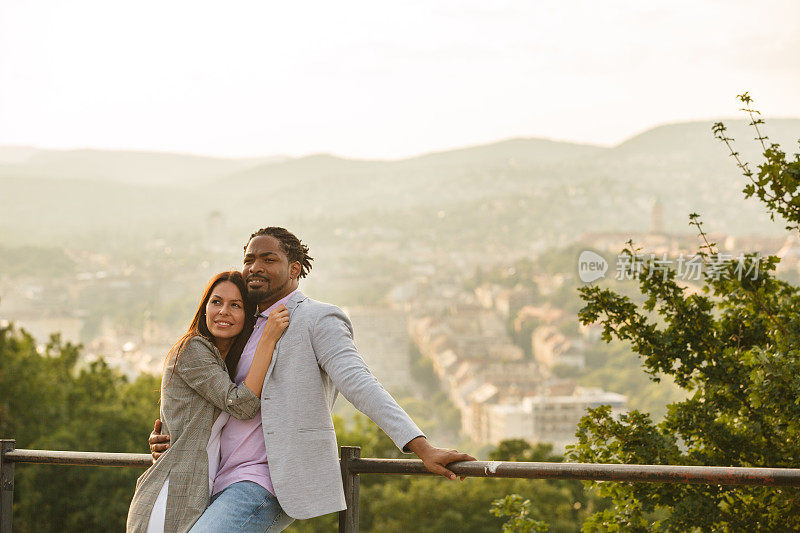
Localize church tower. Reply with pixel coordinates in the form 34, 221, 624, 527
650, 197, 664, 234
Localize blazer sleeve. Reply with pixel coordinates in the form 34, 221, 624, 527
311, 306, 425, 452
174, 337, 261, 420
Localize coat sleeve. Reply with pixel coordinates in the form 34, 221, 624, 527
311, 306, 425, 452
173, 337, 260, 420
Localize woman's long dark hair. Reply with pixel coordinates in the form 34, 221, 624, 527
165, 271, 256, 382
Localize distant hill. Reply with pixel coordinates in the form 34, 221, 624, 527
609, 118, 800, 162
222, 137, 603, 185
403, 137, 607, 166
0, 146, 42, 164
218, 137, 608, 219
2, 119, 799, 247
0, 148, 286, 186
0, 175, 210, 245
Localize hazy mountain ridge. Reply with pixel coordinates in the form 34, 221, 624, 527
2, 119, 799, 245
218, 137, 607, 218
612, 119, 800, 157
0, 148, 287, 186
3, 118, 797, 184
0, 146, 43, 164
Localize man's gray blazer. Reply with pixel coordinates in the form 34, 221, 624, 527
260, 291, 423, 519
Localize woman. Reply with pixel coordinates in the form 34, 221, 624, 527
127, 271, 288, 533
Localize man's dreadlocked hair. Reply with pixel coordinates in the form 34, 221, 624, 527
245, 227, 314, 278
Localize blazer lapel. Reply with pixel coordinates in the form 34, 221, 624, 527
264, 290, 307, 384
285, 290, 307, 316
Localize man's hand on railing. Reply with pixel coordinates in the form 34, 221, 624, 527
149, 419, 170, 462
405, 436, 477, 481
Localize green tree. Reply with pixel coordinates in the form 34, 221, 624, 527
568, 95, 800, 531
490, 495, 548, 532
0, 324, 161, 532
364, 473, 596, 533
490, 440, 562, 463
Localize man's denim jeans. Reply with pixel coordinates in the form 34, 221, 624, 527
190, 481, 294, 533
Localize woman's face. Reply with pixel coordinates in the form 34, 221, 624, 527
205, 281, 246, 340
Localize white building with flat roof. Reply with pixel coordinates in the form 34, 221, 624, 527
477, 387, 627, 451
486, 403, 534, 444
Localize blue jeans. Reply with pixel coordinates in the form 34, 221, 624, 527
190, 481, 294, 533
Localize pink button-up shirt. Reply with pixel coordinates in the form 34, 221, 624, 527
212, 290, 295, 496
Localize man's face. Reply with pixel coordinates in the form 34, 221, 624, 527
242, 235, 296, 305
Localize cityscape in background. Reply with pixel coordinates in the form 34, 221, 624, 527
4, 3, 799, 529
4, 120, 800, 452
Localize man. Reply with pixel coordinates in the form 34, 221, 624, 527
150, 227, 475, 531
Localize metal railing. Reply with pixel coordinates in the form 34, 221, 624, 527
3, 439, 800, 532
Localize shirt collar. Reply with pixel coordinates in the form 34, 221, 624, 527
255, 289, 297, 319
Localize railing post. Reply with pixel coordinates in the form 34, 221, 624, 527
339, 446, 360, 533
1, 439, 15, 533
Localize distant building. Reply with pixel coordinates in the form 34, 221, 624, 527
477, 387, 627, 451
462, 383, 499, 442
487, 403, 534, 444
514, 305, 564, 330
531, 325, 585, 369
493, 286, 536, 318
579, 230, 785, 259
650, 197, 664, 234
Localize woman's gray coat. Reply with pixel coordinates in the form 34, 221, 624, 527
126, 336, 260, 533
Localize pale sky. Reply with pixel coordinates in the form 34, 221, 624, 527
1, 0, 798, 159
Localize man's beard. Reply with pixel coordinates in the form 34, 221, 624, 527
246, 277, 289, 304
246, 283, 270, 303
